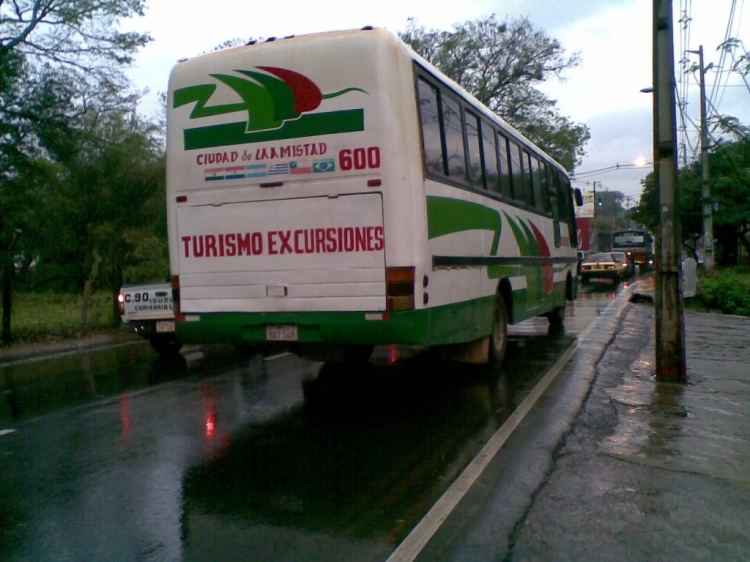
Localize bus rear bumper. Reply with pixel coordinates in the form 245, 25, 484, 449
175, 296, 496, 348
176, 310, 432, 347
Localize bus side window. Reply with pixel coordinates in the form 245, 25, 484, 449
560, 176, 578, 246
539, 162, 552, 215
482, 121, 500, 193
550, 171, 562, 247
522, 150, 535, 207
417, 78, 445, 177
466, 111, 483, 189
509, 140, 524, 203
498, 133, 513, 199
441, 95, 467, 182
530, 155, 546, 212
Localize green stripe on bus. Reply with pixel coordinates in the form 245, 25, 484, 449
426, 196, 501, 254
183, 109, 365, 150
176, 298, 496, 347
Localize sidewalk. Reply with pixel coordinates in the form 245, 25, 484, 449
510, 290, 750, 559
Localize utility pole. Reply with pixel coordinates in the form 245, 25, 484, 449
687, 45, 715, 275
592, 180, 598, 251
612, 192, 617, 232
651, 0, 686, 381
592, 180, 597, 219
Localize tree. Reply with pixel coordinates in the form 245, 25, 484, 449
0, 0, 152, 341
635, 132, 750, 266
400, 15, 590, 170
30, 109, 167, 325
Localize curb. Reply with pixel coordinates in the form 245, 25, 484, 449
0, 329, 144, 366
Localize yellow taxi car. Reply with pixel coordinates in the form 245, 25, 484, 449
580, 252, 631, 285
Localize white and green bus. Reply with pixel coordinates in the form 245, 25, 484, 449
166, 27, 582, 364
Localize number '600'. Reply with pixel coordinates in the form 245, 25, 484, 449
339, 147, 381, 171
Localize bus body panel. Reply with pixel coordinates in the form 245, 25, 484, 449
425, 182, 575, 325
176, 192, 386, 313
167, 29, 424, 273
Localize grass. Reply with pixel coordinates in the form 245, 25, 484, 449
692, 266, 750, 317
1, 290, 119, 345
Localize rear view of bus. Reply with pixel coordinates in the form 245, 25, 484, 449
612, 230, 654, 273
167, 27, 579, 364
167, 28, 425, 361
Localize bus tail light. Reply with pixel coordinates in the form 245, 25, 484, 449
171, 275, 181, 316
117, 293, 125, 316
386, 267, 415, 311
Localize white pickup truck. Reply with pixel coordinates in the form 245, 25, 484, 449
117, 282, 182, 355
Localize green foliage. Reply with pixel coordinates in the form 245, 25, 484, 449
695, 267, 750, 316
14, 110, 167, 295
0, 0, 157, 341
3, 291, 115, 343
122, 233, 170, 284
635, 134, 750, 265
400, 15, 589, 170
0, 1, 151, 68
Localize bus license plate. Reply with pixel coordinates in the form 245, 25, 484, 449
266, 325, 298, 341
156, 321, 175, 333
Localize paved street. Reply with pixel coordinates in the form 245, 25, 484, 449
414, 295, 750, 561
3, 280, 748, 562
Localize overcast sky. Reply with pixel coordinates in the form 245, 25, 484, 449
123, 0, 750, 203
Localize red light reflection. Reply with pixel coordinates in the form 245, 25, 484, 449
119, 396, 131, 444
388, 344, 399, 365
203, 386, 217, 439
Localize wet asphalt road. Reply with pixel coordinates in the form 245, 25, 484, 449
0, 278, 637, 562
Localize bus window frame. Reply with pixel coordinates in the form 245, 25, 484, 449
417, 76, 447, 178
465, 109, 484, 190
414, 65, 574, 222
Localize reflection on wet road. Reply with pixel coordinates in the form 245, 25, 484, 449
0, 280, 636, 561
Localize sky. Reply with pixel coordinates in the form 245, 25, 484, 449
122, 0, 750, 206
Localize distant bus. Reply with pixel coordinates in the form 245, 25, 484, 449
612, 230, 653, 272
166, 27, 582, 365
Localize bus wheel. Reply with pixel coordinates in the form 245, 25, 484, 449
343, 344, 374, 363
489, 296, 508, 367
547, 305, 565, 327
233, 343, 258, 356
149, 335, 183, 356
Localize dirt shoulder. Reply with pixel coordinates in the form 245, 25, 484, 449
0, 328, 143, 365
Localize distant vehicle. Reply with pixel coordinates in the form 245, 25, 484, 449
612, 230, 654, 272
166, 27, 582, 366
610, 251, 633, 277
580, 252, 630, 285
117, 282, 182, 355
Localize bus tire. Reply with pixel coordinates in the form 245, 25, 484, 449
149, 335, 183, 356
547, 305, 565, 327
234, 343, 258, 356
489, 296, 508, 368
343, 344, 374, 363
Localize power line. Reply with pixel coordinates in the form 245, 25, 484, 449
678, 0, 749, 168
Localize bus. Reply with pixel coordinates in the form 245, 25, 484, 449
166, 27, 582, 365
612, 230, 654, 272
